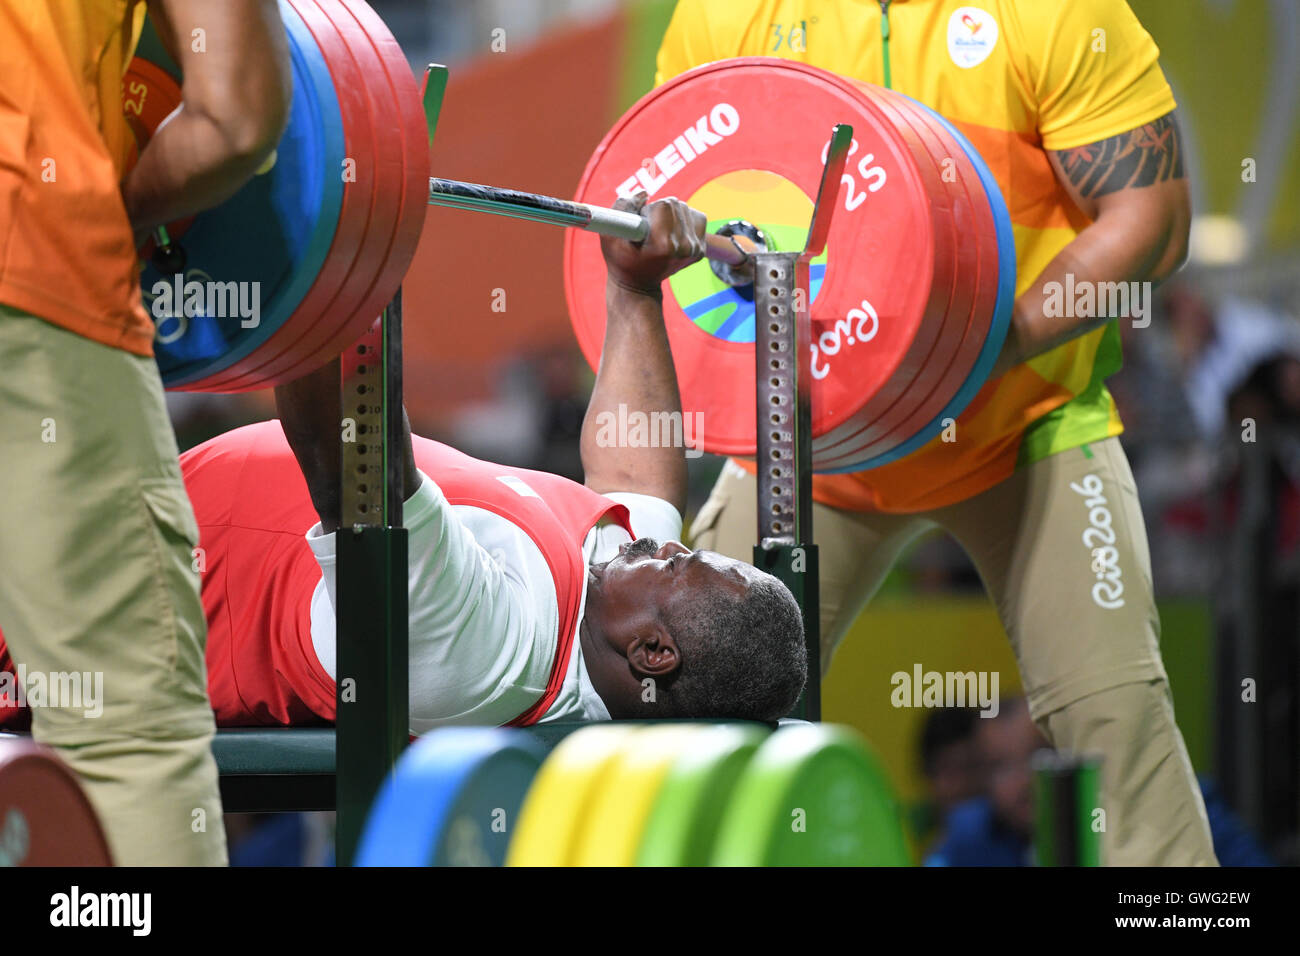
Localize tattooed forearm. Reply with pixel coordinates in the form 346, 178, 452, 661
1054, 112, 1185, 198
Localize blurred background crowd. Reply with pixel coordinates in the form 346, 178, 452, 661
171, 0, 1299, 865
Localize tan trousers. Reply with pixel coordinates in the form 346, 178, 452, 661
0, 307, 226, 865
692, 438, 1217, 866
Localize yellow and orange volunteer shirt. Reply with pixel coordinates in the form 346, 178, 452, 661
656, 0, 1176, 513
0, 0, 152, 355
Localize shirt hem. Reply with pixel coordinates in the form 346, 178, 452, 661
0, 280, 152, 356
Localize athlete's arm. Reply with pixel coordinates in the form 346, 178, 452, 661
122, 0, 292, 235
274, 357, 420, 534
581, 195, 705, 515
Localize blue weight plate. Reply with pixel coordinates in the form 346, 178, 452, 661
141, 0, 345, 388
832, 96, 1016, 472
356, 728, 545, 867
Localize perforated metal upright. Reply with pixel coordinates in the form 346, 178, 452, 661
334, 296, 409, 868
330, 63, 450, 868
752, 123, 852, 722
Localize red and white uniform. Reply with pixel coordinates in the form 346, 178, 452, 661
0, 420, 683, 733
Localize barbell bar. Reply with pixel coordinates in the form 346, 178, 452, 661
427, 175, 764, 283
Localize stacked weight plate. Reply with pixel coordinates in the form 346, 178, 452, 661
564, 57, 1014, 472
125, 0, 428, 392
0, 738, 114, 865
355, 728, 544, 867
355, 722, 912, 866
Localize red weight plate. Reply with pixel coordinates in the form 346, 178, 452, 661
799, 73, 963, 454
328, 0, 429, 344
565, 57, 948, 459
819, 91, 1001, 468
814, 86, 986, 465
195, 0, 384, 389
809, 80, 971, 461
197, 0, 398, 390
233, 0, 428, 389
0, 740, 113, 865
854, 89, 999, 459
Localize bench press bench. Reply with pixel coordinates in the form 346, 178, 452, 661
210, 721, 648, 814
213, 729, 336, 813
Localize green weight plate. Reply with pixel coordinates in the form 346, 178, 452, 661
711, 723, 912, 866
635, 723, 769, 867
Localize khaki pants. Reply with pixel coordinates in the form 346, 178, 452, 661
692, 438, 1217, 866
0, 307, 226, 866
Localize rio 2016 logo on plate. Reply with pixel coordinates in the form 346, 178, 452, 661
666, 169, 828, 343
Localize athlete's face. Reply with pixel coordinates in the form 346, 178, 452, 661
580, 538, 758, 698
587, 537, 757, 630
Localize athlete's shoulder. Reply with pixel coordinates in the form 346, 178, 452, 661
179, 419, 289, 471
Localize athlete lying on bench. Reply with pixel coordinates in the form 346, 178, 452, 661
1, 195, 804, 734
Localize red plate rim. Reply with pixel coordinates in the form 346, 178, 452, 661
813, 85, 988, 465
810, 80, 973, 461
850, 88, 1000, 460
332, 0, 429, 350
199, 0, 403, 390
816, 91, 1001, 468
193, 0, 387, 390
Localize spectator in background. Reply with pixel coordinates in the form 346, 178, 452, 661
925, 698, 1043, 867
1163, 279, 1300, 442
921, 698, 1273, 866
1110, 277, 1300, 594
913, 706, 983, 849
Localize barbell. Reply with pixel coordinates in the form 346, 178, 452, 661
355, 722, 914, 867
125, 4, 1013, 473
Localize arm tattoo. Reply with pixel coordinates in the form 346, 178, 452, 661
1054, 112, 1185, 198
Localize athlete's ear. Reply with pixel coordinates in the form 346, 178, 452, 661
625, 623, 680, 678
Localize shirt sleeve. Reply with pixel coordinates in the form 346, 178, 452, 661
654, 0, 715, 86
307, 470, 553, 726
1017, 0, 1177, 151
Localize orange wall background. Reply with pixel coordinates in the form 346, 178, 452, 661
402, 14, 624, 431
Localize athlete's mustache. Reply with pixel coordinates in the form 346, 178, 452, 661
590, 537, 661, 576
621, 537, 661, 559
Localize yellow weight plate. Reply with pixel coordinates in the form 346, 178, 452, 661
505, 724, 638, 866
569, 725, 707, 867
